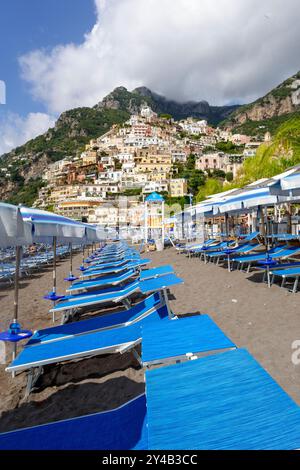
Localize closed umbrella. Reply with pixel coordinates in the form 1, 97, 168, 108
0, 203, 33, 373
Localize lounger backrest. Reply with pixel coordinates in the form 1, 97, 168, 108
0, 395, 148, 450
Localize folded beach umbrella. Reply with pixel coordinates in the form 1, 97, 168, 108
20, 207, 86, 308
0, 202, 32, 248
0, 203, 33, 367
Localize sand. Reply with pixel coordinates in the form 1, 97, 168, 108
0, 246, 299, 433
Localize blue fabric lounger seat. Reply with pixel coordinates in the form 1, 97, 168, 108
50, 281, 142, 313
28, 293, 162, 346
232, 245, 287, 264
87, 256, 139, 269
7, 309, 229, 374
146, 348, 300, 450
269, 266, 300, 292
0, 394, 148, 450
67, 269, 137, 293
207, 243, 260, 259
68, 265, 174, 294
142, 314, 235, 365
81, 259, 151, 277
7, 322, 144, 373
270, 267, 300, 278
139, 265, 174, 281
51, 273, 183, 315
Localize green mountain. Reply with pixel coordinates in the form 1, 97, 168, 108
0, 86, 239, 204
222, 71, 300, 136
0, 107, 130, 204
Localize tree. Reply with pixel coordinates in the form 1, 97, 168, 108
188, 170, 206, 194
225, 171, 234, 182
211, 169, 226, 179
196, 178, 223, 202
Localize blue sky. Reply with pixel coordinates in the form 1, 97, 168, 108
0, 0, 95, 116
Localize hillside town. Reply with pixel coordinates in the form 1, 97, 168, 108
26, 105, 270, 226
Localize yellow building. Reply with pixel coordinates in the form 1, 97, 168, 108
169, 178, 188, 197
57, 199, 101, 222
82, 150, 98, 166
135, 154, 172, 180
48, 185, 82, 205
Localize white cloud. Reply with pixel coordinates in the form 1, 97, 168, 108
0, 112, 56, 155
20, 0, 300, 113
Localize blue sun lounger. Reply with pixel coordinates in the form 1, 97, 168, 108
81, 259, 151, 278
68, 265, 174, 294
206, 243, 261, 264
6, 310, 234, 397
142, 314, 235, 366
87, 253, 141, 268
269, 266, 300, 293
29, 293, 162, 346
232, 245, 287, 271
146, 348, 300, 450
67, 269, 137, 293
0, 394, 148, 450
139, 265, 174, 281
51, 273, 183, 322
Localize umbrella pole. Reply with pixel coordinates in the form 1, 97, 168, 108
52, 236, 57, 323
12, 245, 21, 376
52, 236, 57, 295
13, 246, 21, 324
69, 242, 73, 276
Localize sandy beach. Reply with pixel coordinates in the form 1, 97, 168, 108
0, 246, 299, 433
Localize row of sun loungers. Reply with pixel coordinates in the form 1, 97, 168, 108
1, 240, 300, 449
0, 245, 72, 284
181, 231, 300, 292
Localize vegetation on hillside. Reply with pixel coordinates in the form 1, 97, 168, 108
196, 116, 300, 202
231, 111, 300, 137
7, 108, 130, 163
7, 177, 45, 206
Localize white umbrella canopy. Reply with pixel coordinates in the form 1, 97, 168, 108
20, 206, 86, 244
213, 187, 279, 215
0, 203, 32, 248
269, 165, 300, 200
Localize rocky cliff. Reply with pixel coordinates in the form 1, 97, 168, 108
223, 71, 300, 134
95, 86, 239, 124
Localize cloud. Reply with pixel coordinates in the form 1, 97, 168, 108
0, 112, 56, 155
20, 0, 300, 113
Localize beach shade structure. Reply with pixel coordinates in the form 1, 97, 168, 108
145, 348, 300, 450
0, 203, 33, 369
